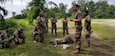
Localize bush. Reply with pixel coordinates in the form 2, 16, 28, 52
0, 19, 18, 34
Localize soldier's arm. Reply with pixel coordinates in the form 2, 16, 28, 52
22, 32, 25, 38
70, 13, 82, 22
38, 18, 46, 28
67, 20, 68, 23
87, 15, 91, 22
14, 31, 20, 40
36, 16, 39, 24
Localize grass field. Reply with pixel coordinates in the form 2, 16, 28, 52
0, 19, 115, 56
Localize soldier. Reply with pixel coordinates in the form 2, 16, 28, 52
13, 28, 25, 45
70, 4, 82, 54
0, 26, 12, 48
62, 16, 69, 36
51, 15, 57, 35
49, 35, 75, 47
84, 10, 92, 47
36, 12, 46, 43
32, 25, 40, 42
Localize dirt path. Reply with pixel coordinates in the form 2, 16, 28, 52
90, 33, 115, 56
92, 20, 115, 27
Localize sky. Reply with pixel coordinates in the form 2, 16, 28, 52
0, 0, 115, 18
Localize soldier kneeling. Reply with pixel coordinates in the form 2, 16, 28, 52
0, 26, 13, 48
32, 26, 40, 42
13, 28, 25, 45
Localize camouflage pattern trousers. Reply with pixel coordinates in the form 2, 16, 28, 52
74, 25, 82, 50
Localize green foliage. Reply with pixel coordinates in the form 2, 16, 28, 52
26, 0, 46, 23
68, 0, 115, 19
14, 14, 27, 19
0, 19, 18, 34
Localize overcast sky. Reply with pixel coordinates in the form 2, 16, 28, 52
0, 0, 115, 18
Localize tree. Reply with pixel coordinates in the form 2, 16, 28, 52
85, 1, 96, 18
0, 6, 7, 21
95, 0, 109, 18
27, 0, 46, 23
59, 3, 68, 17
12, 11, 16, 17
77, 0, 86, 11
48, 1, 57, 8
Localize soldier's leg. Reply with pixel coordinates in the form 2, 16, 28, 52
51, 24, 53, 34
6, 40, 11, 48
51, 28, 53, 34
73, 32, 81, 54
22, 37, 25, 43
55, 28, 57, 35
66, 28, 69, 34
85, 35, 90, 47
39, 30, 44, 43
63, 28, 65, 36
85, 29, 91, 47
2, 43, 5, 49
36, 35, 39, 42
40, 34, 44, 43
14, 38, 20, 45
33, 35, 35, 40
76, 32, 81, 50
2, 37, 5, 48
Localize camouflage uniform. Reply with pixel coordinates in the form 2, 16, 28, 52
0, 30, 11, 48
62, 19, 69, 35
84, 15, 91, 47
13, 28, 25, 44
50, 35, 75, 47
74, 10, 82, 51
36, 16, 46, 42
51, 17, 57, 35
32, 26, 40, 42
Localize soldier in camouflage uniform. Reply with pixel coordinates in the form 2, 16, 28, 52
32, 25, 40, 42
0, 26, 12, 48
36, 12, 46, 43
13, 28, 25, 45
70, 4, 82, 54
84, 10, 92, 47
62, 16, 69, 36
51, 15, 57, 35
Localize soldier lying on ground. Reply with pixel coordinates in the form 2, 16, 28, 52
49, 35, 76, 47
13, 28, 25, 45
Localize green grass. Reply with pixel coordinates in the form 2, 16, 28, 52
0, 19, 115, 56
92, 24, 115, 43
